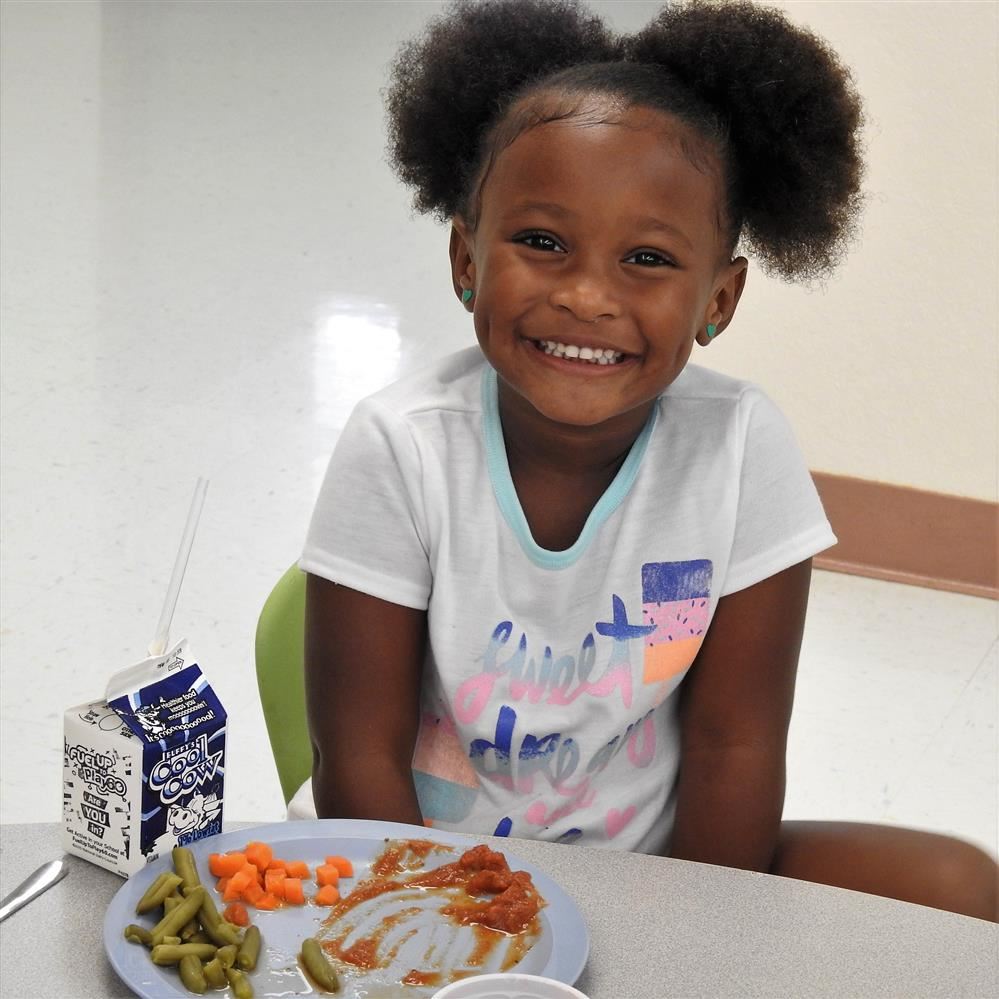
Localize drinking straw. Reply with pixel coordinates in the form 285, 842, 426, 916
148, 477, 209, 657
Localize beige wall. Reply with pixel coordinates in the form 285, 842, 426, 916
691, 1, 998, 502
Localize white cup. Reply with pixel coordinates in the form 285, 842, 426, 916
431, 973, 590, 999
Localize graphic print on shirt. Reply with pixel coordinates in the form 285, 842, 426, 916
642, 559, 713, 684
412, 711, 479, 824
413, 559, 714, 844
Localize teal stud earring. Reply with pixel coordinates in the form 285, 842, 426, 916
461, 288, 474, 304
706, 323, 718, 339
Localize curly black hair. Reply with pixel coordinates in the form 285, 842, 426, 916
385, 0, 864, 281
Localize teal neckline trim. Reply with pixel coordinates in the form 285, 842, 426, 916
480, 365, 658, 570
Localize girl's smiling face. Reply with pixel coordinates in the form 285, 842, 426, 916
450, 103, 747, 432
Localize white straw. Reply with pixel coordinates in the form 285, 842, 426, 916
148, 477, 209, 656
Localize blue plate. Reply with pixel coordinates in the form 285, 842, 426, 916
103, 818, 589, 997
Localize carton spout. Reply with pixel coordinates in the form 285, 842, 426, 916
105, 641, 187, 707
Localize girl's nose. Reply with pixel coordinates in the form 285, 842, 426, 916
548, 262, 621, 324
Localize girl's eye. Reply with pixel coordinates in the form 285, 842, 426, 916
514, 233, 675, 267
514, 231, 566, 253
625, 249, 674, 267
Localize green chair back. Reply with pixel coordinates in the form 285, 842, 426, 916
254, 565, 312, 804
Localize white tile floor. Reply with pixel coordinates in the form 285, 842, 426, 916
1, 1, 996, 858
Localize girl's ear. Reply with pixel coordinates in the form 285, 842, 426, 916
696, 256, 749, 346
449, 216, 476, 309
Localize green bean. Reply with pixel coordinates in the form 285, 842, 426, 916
301, 938, 339, 993
203, 919, 240, 947
224, 965, 254, 999
178, 954, 208, 995
215, 944, 238, 968
172, 847, 202, 893
167, 902, 198, 942
202, 957, 227, 989
187, 930, 210, 945
149, 886, 206, 946
235, 924, 261, 972
162, 935, 183, 946
150, 943, 218, 965
135, 873, 184, 914
123, 924, 152, 946
188, 886, 241, 946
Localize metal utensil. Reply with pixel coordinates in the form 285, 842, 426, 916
0, 859, 69, 923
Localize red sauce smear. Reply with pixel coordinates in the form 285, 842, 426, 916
402, 969, 443, 987
370, 838, 448, 878
318, 839, 545, 986
411, 846, 543, 934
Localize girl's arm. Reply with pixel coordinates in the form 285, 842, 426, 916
667, 558, 813, 871
304, 572, 427, 824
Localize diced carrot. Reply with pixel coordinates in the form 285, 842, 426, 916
325, 856, 354, 878
209, 852, 247, 878
222, 902, 249, 927
245, 841, 274, 872
223, 873, 249, 903
266, 858, 288, 873
255, 892, 280, 911
242, 879, 265, 906
235, 863, 262, 889
315, 884, 340, 906
264, 869, 286, 899
315, 864, 339, 887
283, 878, 305, 905
284, 861, 310, 879
216, 877, 230, 896
231, 869, 254, 891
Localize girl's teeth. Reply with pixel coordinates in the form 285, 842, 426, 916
536, 340, 624, 364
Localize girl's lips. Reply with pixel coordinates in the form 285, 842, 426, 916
521, 337, 636, 374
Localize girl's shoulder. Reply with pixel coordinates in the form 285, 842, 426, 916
656, 365, 793, 454
662, 362, 769, 407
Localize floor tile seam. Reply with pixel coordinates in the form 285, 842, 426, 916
967, 636, 998, 681
882, 639, 998, 810
0, 392, 39, 422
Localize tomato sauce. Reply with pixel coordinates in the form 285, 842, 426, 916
401, 969, 443, 987
370, 838, 447, 878
316, 838, 545, 991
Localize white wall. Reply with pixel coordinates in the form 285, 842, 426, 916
691, 1, 998, 501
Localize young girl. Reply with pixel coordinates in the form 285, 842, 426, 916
291, 0, 998, 921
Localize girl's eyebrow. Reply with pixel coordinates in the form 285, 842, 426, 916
504, 200, 692, 249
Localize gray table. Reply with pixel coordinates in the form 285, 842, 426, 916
1, 822, 996, 998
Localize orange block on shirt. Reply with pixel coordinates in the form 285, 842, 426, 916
643, 636, 703, 684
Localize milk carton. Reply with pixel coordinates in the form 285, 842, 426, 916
62, 640, 226, 877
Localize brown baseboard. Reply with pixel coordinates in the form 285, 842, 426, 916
811, 472, 998, 600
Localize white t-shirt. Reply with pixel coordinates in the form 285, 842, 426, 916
291, 346, 835, 854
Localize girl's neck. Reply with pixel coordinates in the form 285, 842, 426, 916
496, 377, 654, 479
